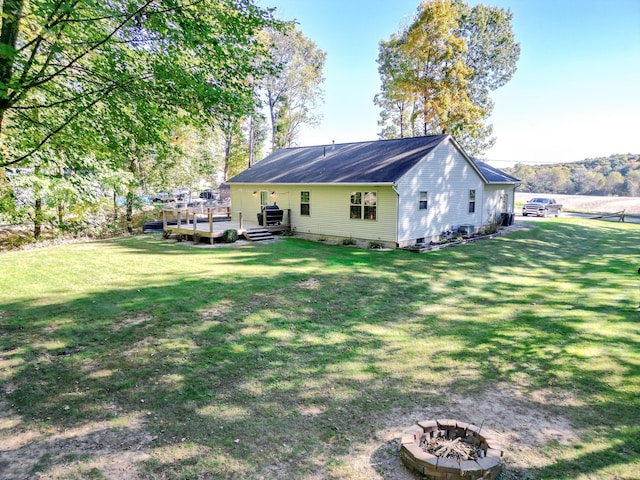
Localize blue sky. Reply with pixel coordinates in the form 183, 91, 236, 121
258, 0, 640, 165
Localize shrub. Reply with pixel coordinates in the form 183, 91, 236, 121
0, 233, 35, 250
368, 240, 383, 249
342, 237, 357, 246
222, 229, 238, 243
481, 220, 500, 236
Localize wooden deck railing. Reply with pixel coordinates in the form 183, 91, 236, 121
162, 207, 291, 235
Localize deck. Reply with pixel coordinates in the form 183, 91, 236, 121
162, 207, 291, 243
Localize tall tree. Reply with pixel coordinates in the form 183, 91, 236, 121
0, 0, 282, 236
260, 25, 326, 152
375, 0, 520, 156
401, 0, 482, 138
0, 0, 280, 169
374, 36, 414, 139
454, 0, 520, 153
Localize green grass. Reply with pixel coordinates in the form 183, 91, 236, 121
1, 219, 639, 479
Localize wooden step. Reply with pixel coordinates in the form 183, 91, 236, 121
244, 228, 275, 242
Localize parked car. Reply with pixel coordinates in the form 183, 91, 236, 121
151, 191, 172, 203
522, 197, 562, 217
199, 189, 219, 200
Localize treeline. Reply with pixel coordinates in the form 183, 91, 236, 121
0, 1, 325, 239
504, 154, 640, 196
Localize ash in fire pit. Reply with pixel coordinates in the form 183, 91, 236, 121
400, 418, 503, 480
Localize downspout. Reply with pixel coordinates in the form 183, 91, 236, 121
392, 183, 400, 248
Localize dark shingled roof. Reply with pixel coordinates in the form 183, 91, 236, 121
471, 158, 521, 184
228, 135, 520, 185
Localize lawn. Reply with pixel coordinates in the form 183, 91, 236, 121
0, 219, 638, 479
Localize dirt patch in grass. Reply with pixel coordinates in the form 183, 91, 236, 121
111, 314, 154, 332
0, 384, 578, 479
0, 404, 153, 479
360, 385, 578, 480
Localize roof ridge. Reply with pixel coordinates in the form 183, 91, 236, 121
276, 134, 449, 151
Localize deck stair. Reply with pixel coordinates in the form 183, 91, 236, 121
244, 228, 275, 242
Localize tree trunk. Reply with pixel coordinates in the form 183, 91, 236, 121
34, 198, 42, 239
268, 91, 277, 154
0, 0, 25, 130
32, 164, 42, 239
126, 192, 133, 234
248, 115, 255, 168
57, 165, 64, 225
126, 158, 137, 233
223, 130, 232, 182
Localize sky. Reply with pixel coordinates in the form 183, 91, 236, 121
257, 0, 640, 166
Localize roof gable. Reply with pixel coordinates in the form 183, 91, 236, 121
228, 135, 449, 184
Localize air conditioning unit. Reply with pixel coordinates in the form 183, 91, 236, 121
458, 224, 475, 237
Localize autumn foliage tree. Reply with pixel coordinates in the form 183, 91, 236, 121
375, 0, 520, 156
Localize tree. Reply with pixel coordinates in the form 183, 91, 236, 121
0, 0, 282, 236
260, 25, 326, 152
0, 0, 281, 166
374, 36, 416, 138
454, 1, 520, 153
402, 0, 481, 138
603, 171, 625, 196
375, 0, 520, 157
623, 170, 640, 196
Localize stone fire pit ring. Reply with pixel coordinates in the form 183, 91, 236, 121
400, 418, 503, 480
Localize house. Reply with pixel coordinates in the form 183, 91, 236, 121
227, 134, 520, 248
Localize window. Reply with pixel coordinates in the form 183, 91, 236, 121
350, 191, 376, 220
300, 191, 310, 216
501, 193, 508, 211
419, 191, 428, 210
364, 192, 377, 220
350, 192, 362, 219
468, 189, 476, 213
260, 191, 268, 209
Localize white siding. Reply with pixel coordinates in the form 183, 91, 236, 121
395, 140, 485, 245
484, 185, 517, 223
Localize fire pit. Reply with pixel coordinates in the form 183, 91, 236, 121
400, 419, 503, 480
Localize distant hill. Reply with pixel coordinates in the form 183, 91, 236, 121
504, 153, 640, 196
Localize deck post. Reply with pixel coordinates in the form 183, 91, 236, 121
177, 210, 181, 228
239, 211, 243, 230
208, 208, 214, 244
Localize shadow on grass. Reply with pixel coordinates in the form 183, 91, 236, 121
1, 220, 639, 478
